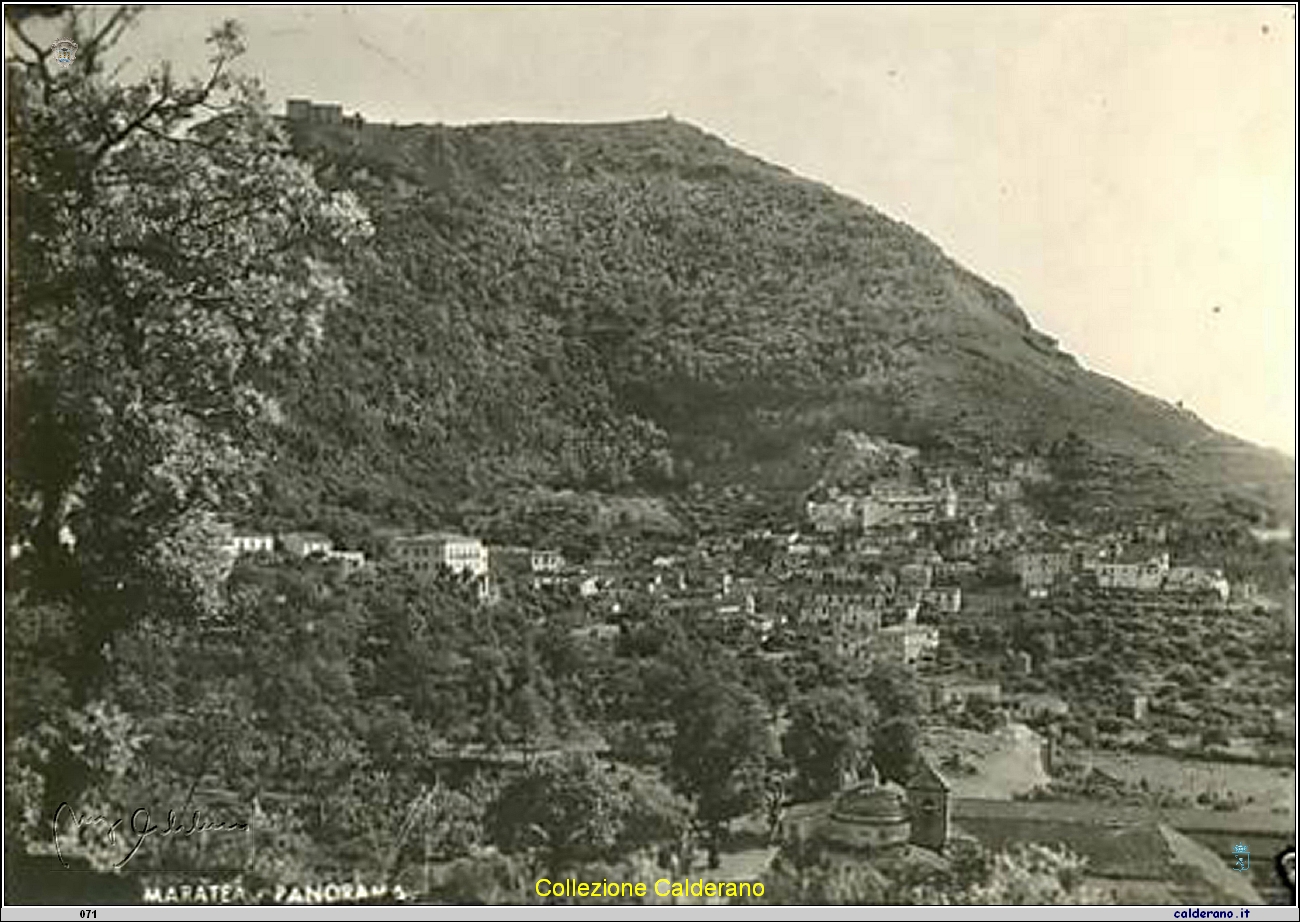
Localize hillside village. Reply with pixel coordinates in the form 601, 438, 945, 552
222, 431, 1250, 649
212, 428, 1295, 903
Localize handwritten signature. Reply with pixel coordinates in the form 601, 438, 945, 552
54, 803, 249, 869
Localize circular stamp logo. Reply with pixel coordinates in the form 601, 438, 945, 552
51, 39, 78, 67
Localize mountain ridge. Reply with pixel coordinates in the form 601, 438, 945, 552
256, 112, 1293, 532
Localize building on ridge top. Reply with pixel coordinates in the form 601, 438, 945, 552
285, 98, 364, 128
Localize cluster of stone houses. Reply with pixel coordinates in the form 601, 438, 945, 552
806, 481, 959, 534
922, 676, 1004, 712
213, 443, 1245, 695
765, 458, 1020, 668
1013, 549, 1230, 601
803, 452, 1068, 577
446, 526, 934, 664
779, 556, 962, 666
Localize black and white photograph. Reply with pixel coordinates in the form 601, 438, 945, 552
4, 4, 1297, 915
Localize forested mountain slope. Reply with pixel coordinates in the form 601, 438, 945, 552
261, 116, 1293, 530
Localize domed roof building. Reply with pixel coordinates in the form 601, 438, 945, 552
819, 774, 912, 854
808, 758, 952, 857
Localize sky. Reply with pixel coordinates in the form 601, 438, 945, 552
20, 5, 1297, 454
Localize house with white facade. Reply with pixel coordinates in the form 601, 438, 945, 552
280, 532, 334, 558
393, 532, 490, 579
220, 530, 276, 557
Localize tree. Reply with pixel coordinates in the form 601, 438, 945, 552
789, 641, 867, 694
101, 560, 370, 810
422, 850, 537, 905
742, 649, 793, 715
940, 842, 1095, 905
1200, 726, 1230, 749
782, 687, 873, 800
329, 775, 485, 886
6, 7, 371, 647
613, 768, 693, 858
667, 677, 773, 865
963, 694, 1002, 734
486, 753, 689, 865
767, 838, 1098, 905
488, 752, 626, 858
861, 662, 922, 721
872, 716, 921, 785
763, 860, 892, 904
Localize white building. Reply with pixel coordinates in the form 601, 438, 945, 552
221, 532, 275, 556
392, 532, 490, 580
530, 549, 565, 573
327, 549, 367, 575
280, 532, 334, 558
1094, 554, 1168, 592
918, 586, 963, 615
1013, 551, 1073, 596
1249, 526, 1293, 544
863, 484, 958, 529
871, 622, 940, 665
807, 495, 864, 532
1163, 566, 1230, 602
801, 591, 887, 631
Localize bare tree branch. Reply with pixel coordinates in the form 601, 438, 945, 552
6, 14, 55, 105
67, 5, 140, 77
88, 6, 135, 53
138, 122, 221, 149
89, 36, 238, 164
6, 15, 53, 66
92, 94, 171, 162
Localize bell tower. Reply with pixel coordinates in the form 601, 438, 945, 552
906, 756, 951, 851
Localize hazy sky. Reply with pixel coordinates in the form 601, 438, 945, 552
32, 5, 1299, 453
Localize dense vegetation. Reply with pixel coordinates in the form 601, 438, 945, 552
6, 548, 927, 898
252, 108, 1295, 535
938, 591, 1296, 759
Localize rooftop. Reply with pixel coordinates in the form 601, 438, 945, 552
830, 782, 909, 823
394, 532, 482, 544
283, 531, 331, 541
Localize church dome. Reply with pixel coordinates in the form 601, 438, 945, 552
830, 782, 908, 823
820, 782, 911, 854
